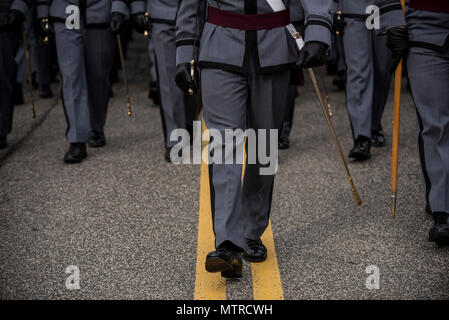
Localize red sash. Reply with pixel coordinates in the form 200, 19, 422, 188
409, 0, 449, 14
207, 6, 290, 31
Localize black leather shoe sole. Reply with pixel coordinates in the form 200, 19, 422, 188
205, 256, 234, 273
371, 139, 386, 148
429, 230, 449, 245
64, 151, 87, 164
88, 140, 106, 148
349, 150, 371, 161
243, 251, 267, 263
221, 265, 243, 279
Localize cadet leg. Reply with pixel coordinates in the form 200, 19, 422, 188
279, 85, 297, 148
201, 67, 248, 250
84, 27, 114, 134
0, 30, 19, 143
54, 23, 91, 144
152, 23, 187, 149
343, 18, 374, 141
242, 61, 290, 244
371, 32, 393, 139
408, 47, 449, 215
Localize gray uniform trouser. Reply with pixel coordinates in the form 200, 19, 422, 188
147, 37, 157, 84
54, 23, 113, 143
408, 46, 449, 214
34, 41, 53, 85
343, 18, 393, 139
0, 30, 19, 137
151, 23, 195, 148
201, 57, 290, 250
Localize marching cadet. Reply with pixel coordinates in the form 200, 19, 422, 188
279, 0, 305, 150
143, 0, 198, 162
384, 0, 449, 244
336, 0, 394, 160
0, 0, 36, 149
35, 0, 144, 163
176, 0, 332, 278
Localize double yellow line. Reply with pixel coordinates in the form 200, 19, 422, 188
194, 121, 284, 300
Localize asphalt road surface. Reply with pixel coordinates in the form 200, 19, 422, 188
1, 35, 448, 300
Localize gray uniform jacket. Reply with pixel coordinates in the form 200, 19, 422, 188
406, 6, 449, 51
33, 0, 144, 24
290, 0, 305, 24
176, 0, 333, 74
336, 0, 406, 34
146, 0, 178, 24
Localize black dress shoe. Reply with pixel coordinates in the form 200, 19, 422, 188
64, 143, 87, 164
205, 242, 243, 279
371, 130, 386, 147
349, 136, 371, 161
88, 131, 106, 148
278, 137, 290, 150
429, 212, 449, 245
39, 84, 54, 98
0, 136, 7, 150
243, 239, 267, 262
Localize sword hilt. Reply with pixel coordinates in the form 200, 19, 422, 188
144, 12, 150, 37
188, 59, 195, 96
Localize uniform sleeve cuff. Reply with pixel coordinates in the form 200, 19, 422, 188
10, 0, 30, 16
130, 0, 146, 15
304, 24, 332, 48
176, 44, 199, 66
111, 0, 129, 18
378, 11, 406, 34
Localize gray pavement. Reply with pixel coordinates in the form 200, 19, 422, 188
1, 35, 448, 300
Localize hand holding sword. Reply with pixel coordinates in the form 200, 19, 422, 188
266, 0, 362, 206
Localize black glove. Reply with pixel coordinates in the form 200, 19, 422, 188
131, 13, 150, 34
387, 26, 408, 72
175, 62, 199, 95
333, 14, 346, 35
5, 10, 25, 31
297, 41, 329, 68
36, 18, 54, 45
110, 12, 126, 34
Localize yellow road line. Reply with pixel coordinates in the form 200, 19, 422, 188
195, 120, 283, 300
194, 120, 226, 300
251, 222, 284, 300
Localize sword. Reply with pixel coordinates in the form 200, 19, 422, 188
391, 0, 406, 219
117, 34, 132, 116
266, 0, 362, 206
22, 24, 36, 118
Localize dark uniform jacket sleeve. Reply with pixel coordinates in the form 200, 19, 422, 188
175, 0, 206, 67
10, 0, 36, 15
375, 0, 407, 33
